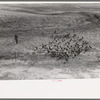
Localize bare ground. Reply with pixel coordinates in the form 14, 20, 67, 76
0, 44, 100, 80
0, 4, 100, 79
0, 30, 100, 79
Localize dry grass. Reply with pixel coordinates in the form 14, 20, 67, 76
0, 4, 100, 79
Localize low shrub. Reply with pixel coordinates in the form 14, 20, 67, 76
34, 32, 92, 61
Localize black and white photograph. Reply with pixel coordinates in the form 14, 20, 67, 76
0, 2, 100, 80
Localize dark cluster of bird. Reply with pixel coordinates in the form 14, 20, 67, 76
33, 32, 92, 61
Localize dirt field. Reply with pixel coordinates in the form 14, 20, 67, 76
0, 3, 100, 79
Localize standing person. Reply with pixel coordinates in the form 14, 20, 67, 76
14, 34, 18, 62
15, 34, 18, 44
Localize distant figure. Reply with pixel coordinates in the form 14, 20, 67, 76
15, 34, 18, 44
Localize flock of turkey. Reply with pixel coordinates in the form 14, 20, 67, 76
33, 31, 92, 61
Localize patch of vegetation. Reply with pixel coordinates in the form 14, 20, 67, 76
34, 32, 92, 61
